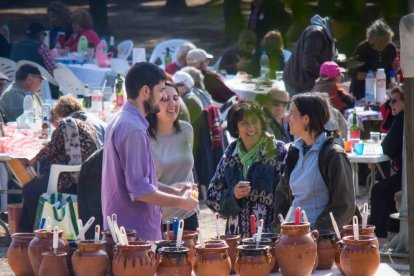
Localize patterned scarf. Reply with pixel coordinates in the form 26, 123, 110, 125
236, 136, 265, 179
61, 117, 82, 182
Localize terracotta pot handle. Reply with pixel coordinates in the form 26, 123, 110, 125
370, 244, 377, 249
336, 240, 344, 251
311, 230, 319, 241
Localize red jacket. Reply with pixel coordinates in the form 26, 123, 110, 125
64, 29, 100, 52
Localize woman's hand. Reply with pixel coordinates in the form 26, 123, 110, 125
233, 181, 251, 199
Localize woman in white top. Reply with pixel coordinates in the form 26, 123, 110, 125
147, 82, 199, 231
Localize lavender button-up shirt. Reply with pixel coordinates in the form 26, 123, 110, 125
102, 102, 162, 241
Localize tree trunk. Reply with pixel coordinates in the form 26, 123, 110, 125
223, 0, 244, 44
89, 0, 108, 36
162, 0, 188, 14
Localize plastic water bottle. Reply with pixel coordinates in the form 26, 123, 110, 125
389, 70, 397, 88
100, 37, 108, 53
260, 51, 269, 80
91, 89, 103, 114
77, 35, 88, 52
23, 92, 34, 117
375, 68, 386, 103
55, 42, 62, 57
365, 70, 375, 103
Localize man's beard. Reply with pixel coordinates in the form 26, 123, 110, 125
144, 93, 160, 114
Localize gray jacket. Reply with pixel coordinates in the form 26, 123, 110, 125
283, 15, 337, 93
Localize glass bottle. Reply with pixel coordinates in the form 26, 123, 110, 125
164, 47, 172, 66
349, 109, 360, 140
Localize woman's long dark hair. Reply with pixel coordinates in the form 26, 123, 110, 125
147, 82, 181, 140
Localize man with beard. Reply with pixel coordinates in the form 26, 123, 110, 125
101, 62, 198, 241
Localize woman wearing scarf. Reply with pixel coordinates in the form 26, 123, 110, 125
206, 100, 286, 237
19, 95, 99, 232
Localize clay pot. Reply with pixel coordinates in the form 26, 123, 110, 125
194, 242, 231, 276
28, 230, 69, 276
7, 233, 35, 276
342, 224, 378, 247
112, 241, 157, 276
71, 240, 109, 276
340, 235, 380, 276
154, 240, 184, 255
102, 229, 136, 262
215, 234, 240, 273
38, 251, 69, 276
157, 246, 192, 276
235, 244, 272, 276
66, 239, 78, 276
335, 240, 345, 274
241, 237, 276, 273
316, 230, 336, 270
163, 230, 197, 267
252, 233, 280, 272
274, 222, 318, 276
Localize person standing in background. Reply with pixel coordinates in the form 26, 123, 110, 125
0, 23, 11, 58
47, 1, 73, 49
349, 19, 399, 100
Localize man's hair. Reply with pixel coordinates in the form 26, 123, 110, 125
181, 66, 205, 90
15, 64, 41, 81
52, 94, 83, 118
125, 62, 167, 100
176, 42, 196, 59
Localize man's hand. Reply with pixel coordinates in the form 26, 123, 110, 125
179, 192, 199, 211
233, 181, 251, 199
236, 57, 251, 70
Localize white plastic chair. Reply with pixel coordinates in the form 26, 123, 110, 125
47, 164, 82, 194
0, 57, 17, 81
149, 39, 190, 68
53, 67, 87, 96
16, 60, 58, 86
117, 40, 133, 60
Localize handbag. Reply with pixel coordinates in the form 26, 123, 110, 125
34, 193, 79, 239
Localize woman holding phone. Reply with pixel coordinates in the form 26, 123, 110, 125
206, 100, 286, 237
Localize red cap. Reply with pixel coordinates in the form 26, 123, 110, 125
319, 61, 345, 79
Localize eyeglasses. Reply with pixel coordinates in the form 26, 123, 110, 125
271, 99, 289, 107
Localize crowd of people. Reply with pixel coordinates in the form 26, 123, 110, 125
0, 1, 406, 242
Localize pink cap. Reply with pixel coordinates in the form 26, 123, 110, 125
319, 61, 345, 79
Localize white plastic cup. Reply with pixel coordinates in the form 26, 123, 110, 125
132, 48, 146, 64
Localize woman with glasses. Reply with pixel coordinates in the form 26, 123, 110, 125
207, 100, 287, 236
370, 85, 404, 237
147, 82, 199, 231
273, 93, 357, 231
255, 88, 292, 143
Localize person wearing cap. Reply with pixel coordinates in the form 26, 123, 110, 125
10, 22, 56, 74
64, 10, 100, 52
283, 14, 338, 94
172, 71, 203, 124
165, 42, 196, 75
186, 48, 237, 103
0, 72, 9, 96
0, 64, 44, 123
311, 61, 355, 113
255, 88, 292, 143
273, 93, 356, 231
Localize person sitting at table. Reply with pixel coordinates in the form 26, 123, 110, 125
165, 42, 196, 75
0, 64, 44, 123
311, 61, 355, 113
180, 66, 213, 108
219, 30, 256, 75
19, 97, 100, 232
273, 93, 357, 231
172, 71, 203, 124
51, 94, 106, 147
47, 1, 73, 49
249, 29, 285, 79
369, 85, 404, 238
255, 87, 293, 143
186, 48, 238, 104
147, 82, 199, 231
349, 19, 399, 100
64, 10, 100, 52
10, 22, 56, 74
206, 100, 287, 236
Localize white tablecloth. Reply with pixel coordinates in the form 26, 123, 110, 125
66, 63, 113, 88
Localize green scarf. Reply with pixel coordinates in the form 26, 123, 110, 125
237, 136, 266, 179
